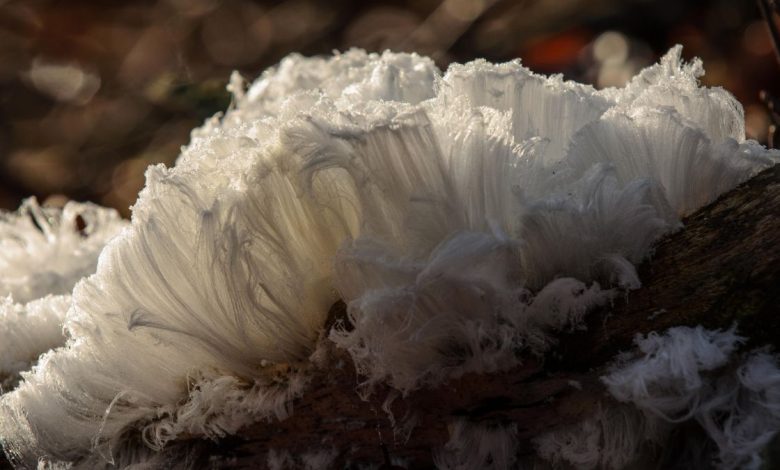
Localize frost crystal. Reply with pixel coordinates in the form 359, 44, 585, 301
0, 47, 777, 467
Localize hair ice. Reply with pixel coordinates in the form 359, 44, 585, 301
0, 46, 777, 467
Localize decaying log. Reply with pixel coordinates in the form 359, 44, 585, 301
2, 166, 779, 469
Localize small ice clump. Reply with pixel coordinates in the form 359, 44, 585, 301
535, 326, 780, 470
0, 198, 126, 304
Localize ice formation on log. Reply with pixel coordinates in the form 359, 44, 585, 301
0, 46, 778, 468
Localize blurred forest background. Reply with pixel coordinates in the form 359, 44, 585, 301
0, 0, 778, 217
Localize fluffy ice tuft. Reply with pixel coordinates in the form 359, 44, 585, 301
0, 198, 126, 304
0, 46, 777, 467
535, 327, 780, 470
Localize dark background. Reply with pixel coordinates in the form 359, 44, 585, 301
0, 0, 777, 216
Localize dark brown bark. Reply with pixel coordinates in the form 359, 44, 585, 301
2, 166, 780, 469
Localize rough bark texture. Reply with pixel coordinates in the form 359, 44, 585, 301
2, 166, 780, 469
